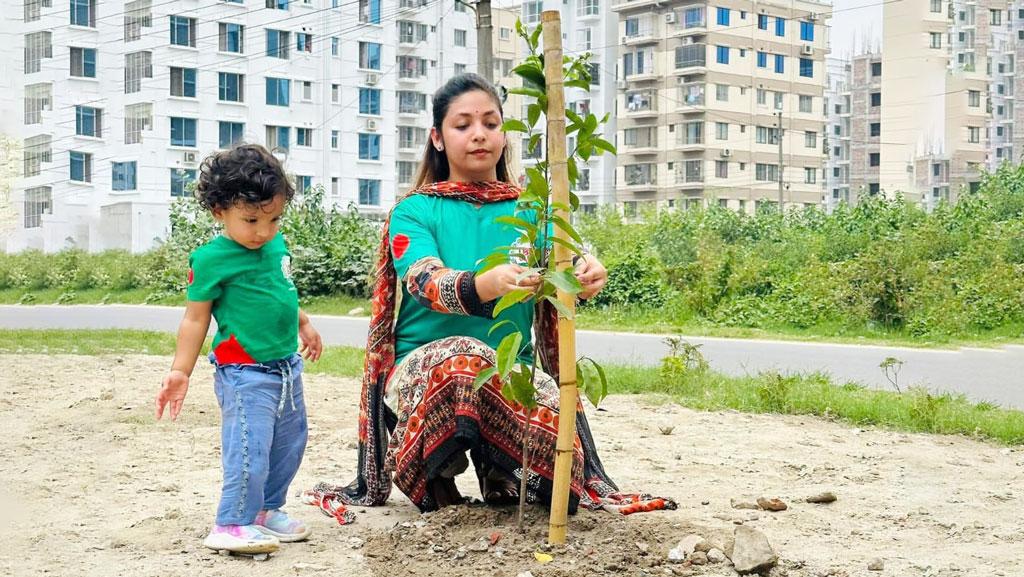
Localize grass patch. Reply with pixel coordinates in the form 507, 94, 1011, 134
4, 329, 1022, 445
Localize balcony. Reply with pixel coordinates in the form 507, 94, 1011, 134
674, 162, 704, 186
675, 126, 704, 151
667, 8, 707, 36
622, 133, 658, 155
673, 44, 707, 74
624, 165, 657, 188
676, 83, 705, 111
625, 90, 657, 117
623, 20, 656, 45
612, 0, 665, 12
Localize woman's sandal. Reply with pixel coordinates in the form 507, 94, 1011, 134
479, 472, 519, 506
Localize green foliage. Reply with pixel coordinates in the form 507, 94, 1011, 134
576, 161, 1024, 340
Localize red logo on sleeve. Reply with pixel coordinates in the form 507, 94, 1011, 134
392, 234, 410, 260
187, 268, 194, 285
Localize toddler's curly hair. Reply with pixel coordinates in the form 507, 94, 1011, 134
195, 144, 295, 211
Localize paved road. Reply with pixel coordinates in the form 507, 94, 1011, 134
3, 305, 1023, 409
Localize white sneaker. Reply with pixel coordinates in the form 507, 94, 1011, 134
254, 509, 312, 542
203, 524, 280, 554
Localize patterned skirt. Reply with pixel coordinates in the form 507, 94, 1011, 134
386, 335, 586, 512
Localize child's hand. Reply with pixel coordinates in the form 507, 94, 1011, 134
156, 370, 190, 421
299, 322, 323, 361
475, 264, 541, 302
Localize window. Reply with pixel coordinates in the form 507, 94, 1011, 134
266, 77, 290, 106
500, 27, 511, 41
266, 30, 290, 59
359, 88, 381, 114
775, 54, 784, 73
296, 128, 312, 146
871, 62, 881, 77
359, 0, 380, 24
454, 0, 466, 11
124, 51, 153, 93
575, 168, 590, 191
398, 91, 427, 113
70, 0, 95, 27
578, 0, 599, 16
717, 7, 730, 26
454, 63, 466, 75
301, 80, 312, 101
522, 0, 542, 24
24, 84, 51, 125
805, 131, 816, 148
799, 95, 812, 113
804, 167, 816, 184
170, 16, 196, 47
716, 84, 729, 101
75, 105, 102, 137
757, 51, 767, 68
359, 42, 381, 69
930, 32, 942, 49
331, 84, 340, 103
756, 126, 780, 144
219, 121, 244, 147
266, 125, 290, 150
70, 47, 96, 77
170, 168, 197, 197
968, 126, 980, 143
328, 130, 338, 149
266, 0, 288, 9
990, 9, 1001, 25
111, 161, 137, 191
218, 72, 244, 102
968, 90, 980, 107
24, 0, 47, 22
715, 160, 728, 178
774, 91, 783, 110
330, 176, 340, 196
170, 67, 197, 98
717, 45, 730, 64
297, 32, 313, 53
587, 63, 600, 85
24, 31, 52, 74
870, 122, 880, 137
870, 92, 881, 107
930, 0, 941, 12
454, 29, 467, 47
869, 153, 880, 166
800, 21, 814, 41
757, 88, 766, 105
331, 37, 339, 56
125, 103, 151, 144
868, 183, 880, 195
715, 122, 728, 140
397, 161, 416, 185
755, 163, 779, 182
358, 133, 381, 160
799, 58, 813, 78
775, 17, 785, 37
219, 23, 244, 53
399, 126, 427, 148
23, 135, 51, 176
23, 187, 52, 228
757, 14, 768, 30
358, 179, 381, 205
933, 163, 941, 177
70, 151, 92, 182
170, 117, 197, 147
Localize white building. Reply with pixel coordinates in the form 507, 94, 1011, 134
3, 0, 483, 253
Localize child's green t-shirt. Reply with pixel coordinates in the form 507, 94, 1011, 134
187, 233, 299, 364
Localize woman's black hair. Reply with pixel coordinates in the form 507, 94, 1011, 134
411, 72, 513, 189
195, 143, 295, 211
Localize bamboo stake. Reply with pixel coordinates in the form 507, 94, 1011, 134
541, 10, 578, 546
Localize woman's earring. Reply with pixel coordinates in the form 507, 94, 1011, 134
436, 144, 444, 152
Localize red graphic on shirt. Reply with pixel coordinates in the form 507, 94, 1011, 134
187, 268, 194, 285
392, 234, 410, 260
213, 334, 257, 365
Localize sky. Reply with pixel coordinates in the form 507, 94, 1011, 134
827, 0, 884, 58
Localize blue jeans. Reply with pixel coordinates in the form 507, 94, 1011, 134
211, 353, 308, 526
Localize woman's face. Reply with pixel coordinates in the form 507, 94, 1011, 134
432, 89, 505, 183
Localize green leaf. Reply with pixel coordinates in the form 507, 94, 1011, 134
515, 267, 544, 282
493, 288, 533, 317
514, 64, 546, 91
508, 86, 545, 99
510, 367, 538, 409
569, 191, 580, 211
495, 331, 522, 378
550, 214, 585, 245
567, 156, 578, 186
592, 137, 617, 155
548, 235, 584, 257
565, 78, 589, 91
528, 133, 543, 155
528, 103, 541, 128
529, 23, 543, 51
494, 215, 538, 234
488, 319, 515, 337
577, 357, 608, 408
473, 366, 498, 390
476, 253, 510, 275
565, 108, 583, 126
502, 118, 529, 134
544, 269, 583, 294
543, 294, 575, 319
584, 114, 598, 133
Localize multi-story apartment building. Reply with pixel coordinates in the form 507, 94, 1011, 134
5, 0, 489, 253
519, 0, 618, 212
612, 0, 830, 214
823, 52, 882, 208
823, 56, 850, 209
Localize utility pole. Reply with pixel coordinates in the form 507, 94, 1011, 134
474, 0, 493, 82
776, 111, 785, 211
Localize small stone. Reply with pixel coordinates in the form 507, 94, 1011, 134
689, 552, 708, 566
347, 537, 365, 549
636, 542, 650, 554
516, 573, 534, 577
757, 497, 788, 512
701, 500, 710, 506
807, 492, 837, 504
731, 499, 760, 510
868, 558, 884, 571
707, 548, 726, 563
730, 526, 777, 574
467, 539, 489, 553
668, 534, 705, 562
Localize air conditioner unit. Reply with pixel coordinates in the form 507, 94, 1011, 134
621, 35, 630, 45
809, 12, 819, 21
665, 12, 676, 24
365, 72, 379, 86
616, 80, 627, 90
720, 149, 732, 158
183, 151, 197, 163
682, 36, 695, 45
801, 45, 814, 56
366, 119, 378, 131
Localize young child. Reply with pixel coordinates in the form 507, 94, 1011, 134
155, 143, 322, 556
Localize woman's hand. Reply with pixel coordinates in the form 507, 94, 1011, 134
475, 264, 541, 302
574, 254, 607, 300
